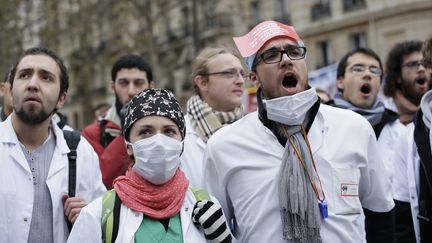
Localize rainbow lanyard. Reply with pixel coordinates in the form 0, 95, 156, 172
283, 125, 328, 219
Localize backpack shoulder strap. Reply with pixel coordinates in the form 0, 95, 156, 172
63, 129, 81, 231
414, 111, 432, 193
190, 187, 211, 201
63, 130, 81, 197
102, 189, 121, 243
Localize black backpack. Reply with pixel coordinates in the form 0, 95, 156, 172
63, 130, 81, 231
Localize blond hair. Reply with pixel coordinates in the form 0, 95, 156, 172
192, 47, 237, 95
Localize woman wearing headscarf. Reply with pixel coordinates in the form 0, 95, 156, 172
67, 89, 232, 243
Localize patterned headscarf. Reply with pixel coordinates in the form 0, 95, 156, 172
123, 89, 186, 140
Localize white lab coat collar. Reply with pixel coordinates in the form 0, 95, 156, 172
185, 115, 206, 150
307, 107, 328, 154
0, 115, 69, 151
0, 115, 69, 173
104, 105, 121, 127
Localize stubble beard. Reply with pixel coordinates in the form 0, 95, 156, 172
15, 106, 54, 125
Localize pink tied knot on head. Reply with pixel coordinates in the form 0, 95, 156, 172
233, 20, 304, 70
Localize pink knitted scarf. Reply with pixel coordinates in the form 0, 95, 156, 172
113, 169, 189, 219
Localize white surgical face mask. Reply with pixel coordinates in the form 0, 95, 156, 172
128, 133, 183, 185
264, 88, 318, 125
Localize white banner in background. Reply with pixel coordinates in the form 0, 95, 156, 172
308, 63, 338, 99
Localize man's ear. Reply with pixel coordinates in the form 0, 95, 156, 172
56, 92, 67, 110
0, 83, 5, 96
194, 75, 208, 92
110, 81, 115, 94
249, 72, 261, 88
336, 78, 345, 90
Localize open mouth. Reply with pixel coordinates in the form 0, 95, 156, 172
282, 74, 298, 88
360, 83, 371, 94
416, 77, 426, 85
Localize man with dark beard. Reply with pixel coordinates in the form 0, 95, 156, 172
383, 40, 431, 124
0, 47, 105, 243
81, 54, 154, 189
393, 38, 432, 243
1, 66, 71, 129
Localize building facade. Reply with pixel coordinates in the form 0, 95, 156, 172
1, 0, 431, 129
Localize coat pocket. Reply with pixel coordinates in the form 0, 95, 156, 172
332, 167, 362, 215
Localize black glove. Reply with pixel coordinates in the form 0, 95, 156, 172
192, 200, 232, 243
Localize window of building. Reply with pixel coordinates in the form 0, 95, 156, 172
204, 0, 216, 28
250, 1, 261, 26
73, 111, 80, 129
274, 0, 290, 24
311, 0, 331, 21
316, 40, 333, 68
343, 0, 366, 12
350, 32, 367, 49
181, 7, 190, 36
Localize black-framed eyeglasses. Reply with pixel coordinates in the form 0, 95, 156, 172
402, 60, 429, 70
256, 46, 307, 65
199, 68, 248, 80
348, 64, 382, 76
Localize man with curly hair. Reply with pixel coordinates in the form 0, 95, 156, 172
393, 38, 432, 243
383, 40, 431, 124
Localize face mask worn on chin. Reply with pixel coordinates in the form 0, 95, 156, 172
264, 88, 318, 125
129, 133, 183, 185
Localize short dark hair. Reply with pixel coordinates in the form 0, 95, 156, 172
9, 47, 69, 94
384, 40, 423, 97
111, 54, 153, 82
337, 47, 383, 80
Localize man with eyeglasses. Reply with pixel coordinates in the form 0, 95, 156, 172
383, 40, 431, 125
393, 38, 432, 243
202, 20, 394, 243
181, 47, 245, 188
329, 47, 402, 180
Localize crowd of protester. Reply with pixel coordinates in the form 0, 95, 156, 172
0, 20, 431, 243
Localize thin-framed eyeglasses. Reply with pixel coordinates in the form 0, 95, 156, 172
199, 68, 248, 80
348, 64, 382, 76
402, 60, 429, 70
256, 46, 307, 65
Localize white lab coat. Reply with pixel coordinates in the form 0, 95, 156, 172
377, 119, 407, 182
203, 105, 394, 243
392, 123, 421, 243
181, 115, 206, 188
0, 116, 106, 243
67, 189, 212, 243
